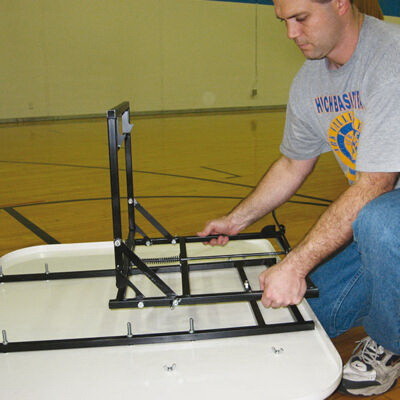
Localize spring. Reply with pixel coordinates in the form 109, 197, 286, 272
142, 256, 180, 264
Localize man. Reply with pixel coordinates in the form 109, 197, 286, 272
198, 0, 400, 396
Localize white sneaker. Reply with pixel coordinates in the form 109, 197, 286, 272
338, 336, 400, 396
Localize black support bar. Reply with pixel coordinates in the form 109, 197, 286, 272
0, 257, 278, 284
235, 262, 266, 327
179, 237, 191, 296
109, 287, 318, 309
134, 200, 173, 239
1, 320, 314, 354
106, 101, 130, 119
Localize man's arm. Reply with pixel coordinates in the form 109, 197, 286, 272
198, 155, 318, 245
259, 171, 399, 308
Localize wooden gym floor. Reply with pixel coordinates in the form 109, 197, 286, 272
0, 109, 398, 399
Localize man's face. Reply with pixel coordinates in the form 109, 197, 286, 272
274, 0, 343, 60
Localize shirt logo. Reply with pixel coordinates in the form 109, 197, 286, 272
315, 91, 364, 114
328, 111, 361, 182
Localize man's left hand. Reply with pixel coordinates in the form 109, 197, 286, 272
258, 261, 307, 308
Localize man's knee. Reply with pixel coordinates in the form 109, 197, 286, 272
353, 190, 400, 244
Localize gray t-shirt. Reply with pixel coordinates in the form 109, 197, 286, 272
280, 16, 400, 188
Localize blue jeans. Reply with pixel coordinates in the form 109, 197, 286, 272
308, 189, 400, 354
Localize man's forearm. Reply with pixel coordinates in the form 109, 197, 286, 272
228, 155, 318, 230
285, 172, 399, 277
258, 171, 398, 309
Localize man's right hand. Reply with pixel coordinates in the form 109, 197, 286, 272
197, 215, 243, 246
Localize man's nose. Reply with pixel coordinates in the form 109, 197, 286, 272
286, 20, 301, 40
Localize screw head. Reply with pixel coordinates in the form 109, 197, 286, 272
163, 363, 176, 372
272, 346, 284, 355
170, 298, 181, 310
114, 239, 121, 247
137, 301, 144, 309
128, 198, 134, 205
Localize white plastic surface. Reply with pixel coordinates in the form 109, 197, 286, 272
0, 240, 342, 399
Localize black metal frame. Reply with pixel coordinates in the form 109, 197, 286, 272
0, 102, 318, 353
106, 102, 318, 338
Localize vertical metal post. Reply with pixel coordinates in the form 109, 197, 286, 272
179, 238, 190, 296
235, 261, 266, 327
124, 129, 136, 249
107, 107, 125, 289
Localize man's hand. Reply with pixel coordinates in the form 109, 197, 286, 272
258, 261, 307, 308
197, 216, 243, 246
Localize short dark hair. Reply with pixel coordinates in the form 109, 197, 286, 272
312, 0, 354, 3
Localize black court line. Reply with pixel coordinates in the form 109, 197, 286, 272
2, 196, 329, 246
4, 207, 60, 244
0, 159, 333, 204
0, 160, 108, 171
0, 195, 330, 211
201, 166, 241, 179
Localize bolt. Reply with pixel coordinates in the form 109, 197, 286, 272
127, 322, 133, 338
114, 239, 121, 247
2, 330, 8, 345
189, 318, 195, 334
244, 280, 250, 290
128, 198, 134, 205
145, 241, 151, 247
45, 263, 50, 275
171, 239, 177, 245
137, 301, 144, 309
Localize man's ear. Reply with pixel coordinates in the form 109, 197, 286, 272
334, 0, 352, 16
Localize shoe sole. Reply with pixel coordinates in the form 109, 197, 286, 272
337, 378, 398, 397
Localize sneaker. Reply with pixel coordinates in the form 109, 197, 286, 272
338, 336, 400, 396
